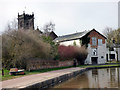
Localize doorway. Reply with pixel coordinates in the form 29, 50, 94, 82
91, 57, 98, 64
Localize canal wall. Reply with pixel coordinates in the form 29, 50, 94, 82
22, 66, 120, 90
19, 68, 88, 90
19, 66, 120, 90
2, 65, 120, 90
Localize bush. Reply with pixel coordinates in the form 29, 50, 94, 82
58, 45, 76, 60
41, 35, 58, 60
2, 30, 52, 69
58, 45, 88, 65
74, 46, 88, 65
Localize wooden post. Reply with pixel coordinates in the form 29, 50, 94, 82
2, 69, 4, 76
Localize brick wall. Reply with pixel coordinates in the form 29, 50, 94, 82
88, 30, 106, 48
26, 59, 74, 71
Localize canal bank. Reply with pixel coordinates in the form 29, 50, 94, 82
2, 67, 87, 89
2, 65, 120, 90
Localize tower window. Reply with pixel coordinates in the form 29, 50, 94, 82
25, 22, 29, 29
20, 21, 23, 27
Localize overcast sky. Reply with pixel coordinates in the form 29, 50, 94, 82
0, 0, 119, 36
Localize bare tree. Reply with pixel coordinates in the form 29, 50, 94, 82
2, 30, 52, 69
43, 21, 55, 35
114, 28, 120, 44
103, 27, 115, 47
5, 18, 18, 31
103, 27, 120, 47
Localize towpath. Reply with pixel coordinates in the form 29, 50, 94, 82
2, 67, 85, 89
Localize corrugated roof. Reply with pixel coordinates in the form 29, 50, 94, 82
54, 30, 90, 42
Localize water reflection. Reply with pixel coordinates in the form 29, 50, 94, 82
54, 68, 120, 88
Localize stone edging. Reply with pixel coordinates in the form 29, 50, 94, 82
86, 65, 120, 70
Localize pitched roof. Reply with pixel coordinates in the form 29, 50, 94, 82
49, 31, 58, 40
54, 30, 89, 42
54, 29, 106, 42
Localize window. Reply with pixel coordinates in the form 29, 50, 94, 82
26, 22, 29, 26
20, 21, 23, 27
26, 22, 29, 29
92, 37, 97, 46
109, 54, 115, 59
92, 48, 97, 56
98, 39, 102, 46
109, 47, 114, 51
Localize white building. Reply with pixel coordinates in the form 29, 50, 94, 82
106, 46, 120, 62
54, 29, 107, 64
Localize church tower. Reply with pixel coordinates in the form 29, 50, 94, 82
18, 11, 34, 30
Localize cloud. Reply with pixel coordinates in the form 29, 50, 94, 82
0, 0, 118, 35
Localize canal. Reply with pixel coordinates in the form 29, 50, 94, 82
54, 67, 120, 88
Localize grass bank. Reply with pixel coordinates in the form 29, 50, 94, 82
79, 63, 120, 68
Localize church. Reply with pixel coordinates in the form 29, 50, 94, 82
18, 11, 58, 40
18, 11, 34, 30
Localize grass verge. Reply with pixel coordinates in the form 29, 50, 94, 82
79, 64, 120, 68
1, 66, 73, 81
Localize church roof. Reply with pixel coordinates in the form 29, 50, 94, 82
49, 31, 58, 40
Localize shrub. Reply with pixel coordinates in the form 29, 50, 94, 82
58, 45, 88, 65
2, 30, 52, 69
58, 45, 75, 60
74, 46, 88, 65
41, 35, 58, 60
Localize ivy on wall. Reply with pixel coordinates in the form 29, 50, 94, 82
81, 36, 90, 48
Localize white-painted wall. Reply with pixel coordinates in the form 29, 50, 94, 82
59, 39, 81, 47
85, 44, 92, 64
97, 43, 107, 64
106, 48, 120, 61
85, 43, 107, 64
106, 50, 117, 61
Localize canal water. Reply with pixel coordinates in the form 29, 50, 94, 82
54, 68, 120, 88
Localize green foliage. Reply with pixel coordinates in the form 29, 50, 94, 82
41, 35, 59, 60
73, 41, 77, 46
81, 36, 90, 47
113, 28, 120, 44
41, 35, 54, 45
79, 64, 120, 68
79, 40, 82, 45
